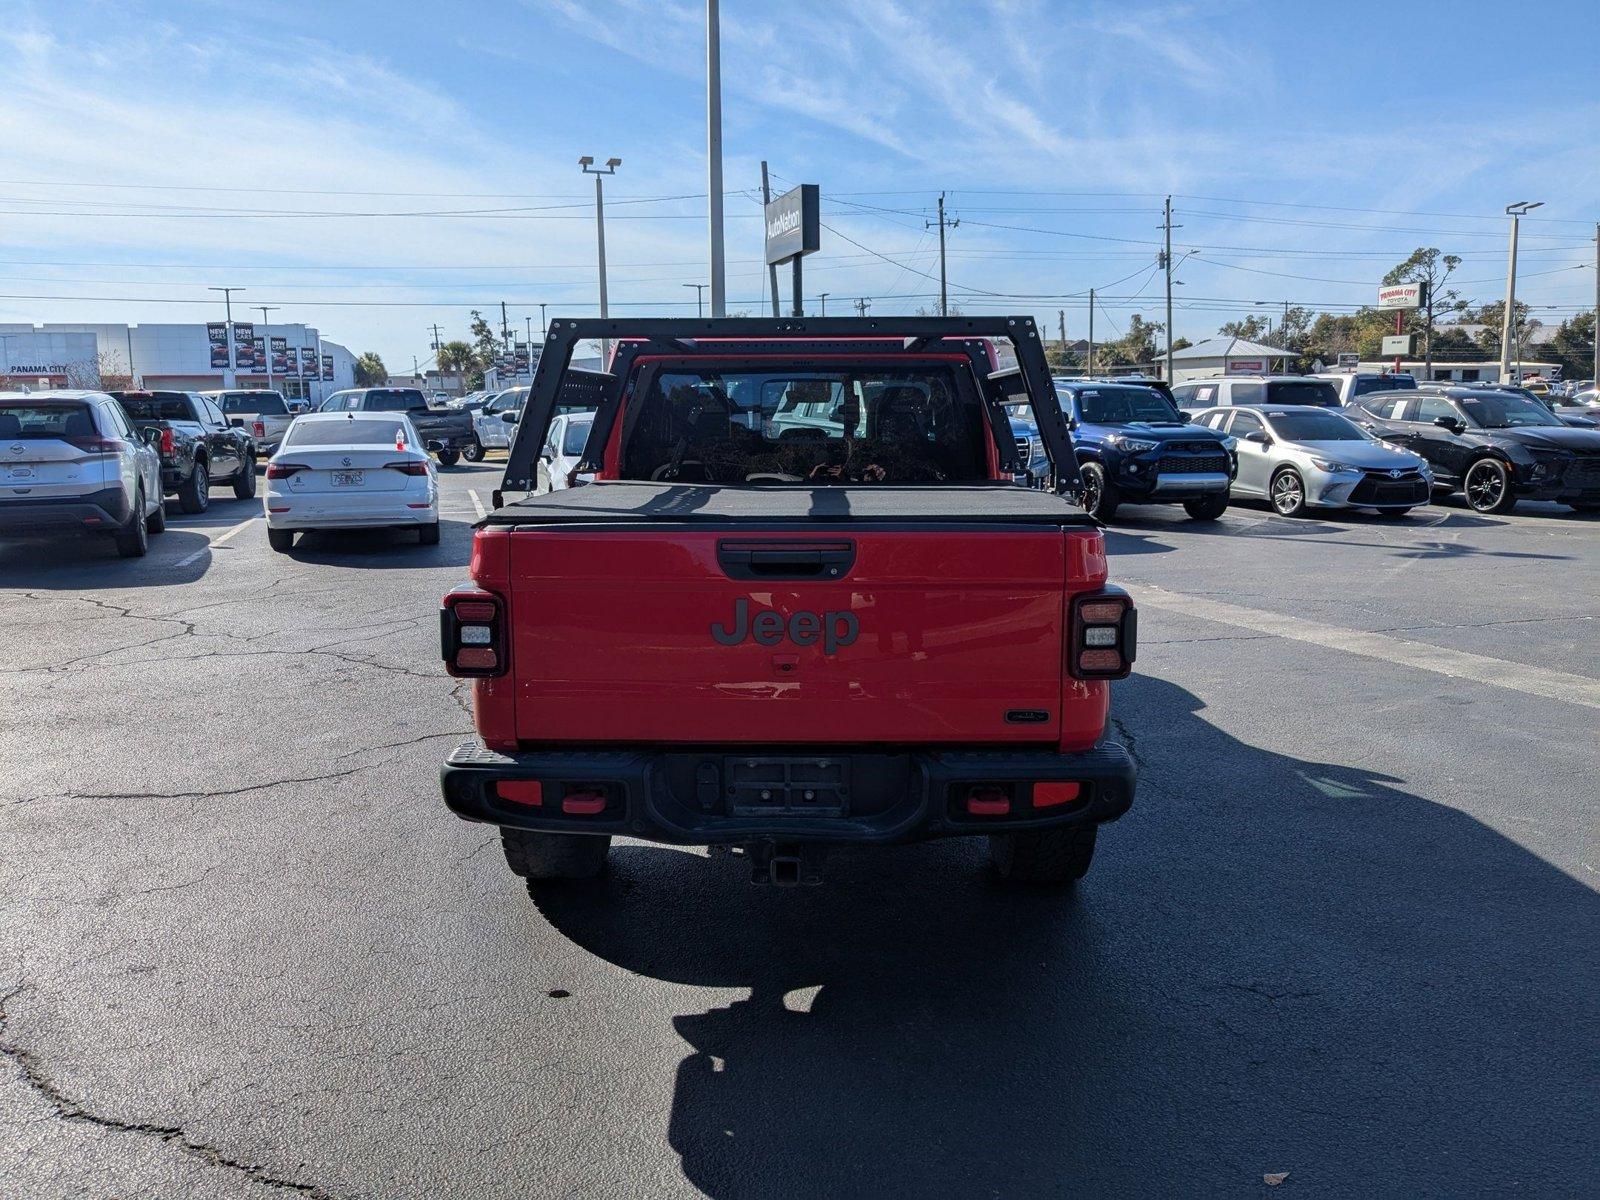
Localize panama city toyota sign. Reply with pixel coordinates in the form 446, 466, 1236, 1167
1377, 282, 1427, 310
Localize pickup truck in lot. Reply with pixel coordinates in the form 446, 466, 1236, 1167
318, 387, 477, 465
439, 317, 1138, 890
205, 390, 301, 454
110, 390, 257, 512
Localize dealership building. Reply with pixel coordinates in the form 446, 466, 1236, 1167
0, 321, 356, 400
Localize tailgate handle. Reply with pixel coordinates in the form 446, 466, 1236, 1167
717, 541, 856, 580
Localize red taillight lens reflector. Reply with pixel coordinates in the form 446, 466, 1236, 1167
1033, 781, 1081, 809
252, 420, 265, 437
385, 461, 429, 476
1079, 649, 1122, 672
266, 462, 306, 479
455, 648, 497, 670
454, 601, 496, 622
1079, 600, 1125, 624
496, 780, 543, 806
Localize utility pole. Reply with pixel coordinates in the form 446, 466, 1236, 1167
257, 305, 278, 391
818, 293, 829, 316
706, 0, 726, 316
580, 156, 621, 363
682, 283, 707, 317
1087, 288, 1095, 376
1163, 196, 1174, 382
539, 303, 548, 338
1593, 223, 1599, 387
1500, 200, 1543, 383
761, 161, 780, 318
1058, 309, 1067, 365
927, 193, 958, 316
500, 301, 512, 352
855, 298, 871, 317
208, 286, 243, 388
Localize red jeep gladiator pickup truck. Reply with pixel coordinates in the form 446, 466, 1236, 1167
440, 316, 1137, 887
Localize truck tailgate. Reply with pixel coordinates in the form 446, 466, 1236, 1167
507, 528, 1071, 745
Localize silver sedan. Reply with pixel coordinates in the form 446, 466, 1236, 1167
1192, 405, 1433, 517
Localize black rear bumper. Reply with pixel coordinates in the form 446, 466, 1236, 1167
0, 486, 131, 534
440, 740, 1136, 845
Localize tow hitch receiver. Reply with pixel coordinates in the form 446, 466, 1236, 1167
748, 842, 828, 886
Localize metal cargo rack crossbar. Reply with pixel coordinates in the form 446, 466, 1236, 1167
498, 316, 1078, 501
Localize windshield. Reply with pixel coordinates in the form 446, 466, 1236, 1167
1353, 375, 1417, 396
113, 394, 192, 421
219, 394, 287, 415
562, 418, 593, 456
0, 403, 95, 439
1459, 394, 1563, 429
361, 389, 428, 412
287, 419, 411, 447
620, 366, 986, 484
1265, 380, 1340, 407
1268, 411, 1368, 442
1076, 386, 1183, 424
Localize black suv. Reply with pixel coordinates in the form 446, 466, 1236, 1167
1050, 380, 1236, 521
1355, 387, 1600, 514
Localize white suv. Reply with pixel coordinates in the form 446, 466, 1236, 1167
0, 390, 166, 557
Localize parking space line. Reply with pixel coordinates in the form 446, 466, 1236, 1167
175, 515, 258, 568
1138, 585, 1600, 711
467, 489, 486, 519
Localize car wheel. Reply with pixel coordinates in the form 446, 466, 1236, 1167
418, 521, 440, 545
145, 495, 167, 534
1078, 461, 1119, 521
1463, 458, 1516, 513
178, 460, 209, 514
1182, 493, 1229, 521
267, 527, 295, 553
990, 826, 1097, 886
436, 449, 461, 467
1270, 468, 1308, 517
115, 490, 150, 558
462, 441, 485, 463
232, 454, 257, 499
500, 830, 610, 881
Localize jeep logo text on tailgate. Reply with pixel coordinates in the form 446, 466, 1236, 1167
711, 598, 859, 655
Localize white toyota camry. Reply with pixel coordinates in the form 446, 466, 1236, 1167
264, 412, 439, 551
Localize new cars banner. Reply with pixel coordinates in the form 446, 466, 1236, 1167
321, 353, 333, 381
208, 323, 228, 369
232, 323, 255, 369
300, 347, 316, 376
270, 337, 289, 374
253, 337, 267, 372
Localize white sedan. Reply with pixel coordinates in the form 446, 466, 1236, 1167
263, 413, 439, 551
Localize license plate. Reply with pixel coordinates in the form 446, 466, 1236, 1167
331, 471, 364, 487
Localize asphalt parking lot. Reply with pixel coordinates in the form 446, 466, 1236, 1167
2, 468, 1596, 1198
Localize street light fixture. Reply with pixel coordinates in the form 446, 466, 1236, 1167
1500, 201, 1543, 383
581, 156, 621, 362
682, 283, 707, 318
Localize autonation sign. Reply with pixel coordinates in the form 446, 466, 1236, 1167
764, 184, 820, 266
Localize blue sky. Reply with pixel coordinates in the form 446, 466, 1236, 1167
1, 0, 1596, 367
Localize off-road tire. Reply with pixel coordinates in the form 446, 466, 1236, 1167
178, 460, 209, 514
435, 448, 461, 467
145, 496, 167, 534
232, 454, 257, 499
418, 521, 440, 545
500, 830, 610, 881
267, 527, 295, 552
115, 491, 150, 558
463, 440, 485, 463
990, 826, 1097, 886
1183, 493, 1229, 521
1079, 461, 1120, 521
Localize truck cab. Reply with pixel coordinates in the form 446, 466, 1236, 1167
439, 318, 1138, 889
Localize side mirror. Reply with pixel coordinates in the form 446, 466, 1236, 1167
1243, 429, 1270, 444
502, 411, 519, 424
228, 417, 245, 428
1066, 415, 1078, 431
1433, 415, 1464, 433
140, 427, 162, 446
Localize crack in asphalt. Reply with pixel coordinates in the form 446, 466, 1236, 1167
0, 983, 344, 1199
46, 763, 375, 805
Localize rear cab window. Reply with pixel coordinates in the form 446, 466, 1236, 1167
220, 394, 288, 415
1264, 380, 1339, 407
359, 389, 428, 413
113, 394, 195, 421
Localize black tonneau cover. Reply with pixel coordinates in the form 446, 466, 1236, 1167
480, 481, 1095, 527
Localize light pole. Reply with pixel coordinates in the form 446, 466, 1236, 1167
706, 0, 726, 316
208, 286, 244, 388
257, 305, 278, 392
524, 315, 535, 379
682, 283, 707, 318
818, 293, 830, 316
539, 303, 549, 338
580, 156, 621, 363
1500, 201, 1542, 383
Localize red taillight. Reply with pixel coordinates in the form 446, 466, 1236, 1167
442, 588, 506, 677
252, 420, 265, 437
1069, 590, 1137, 680
160, 427, 174, 456
266, 462, 307, 479
496, 780, 543, 806
65, 436, 126, 454
384, 460, 429, 476
1033, 781, 1082, 809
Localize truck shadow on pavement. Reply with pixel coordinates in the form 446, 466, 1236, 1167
530, 674, 1597, 1197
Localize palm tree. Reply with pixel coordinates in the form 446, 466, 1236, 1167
436, 340, 477, 394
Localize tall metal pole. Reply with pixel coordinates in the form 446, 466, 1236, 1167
581, 157, 620, 363
761, 161, 779, 318
818, 293, 829, 316
936, 194, 949, 316
539, 303, 548, 338
706, 0, 726, 317
1163, 196, 1174, 382
209, 286, 243, 388
125, 325, 137, 388
683, 283, 706, 317
1499, 201, 1542, 383
1593, 223, 1599, 387
1087, 288, 1095, 376
257, 305, 278, 391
